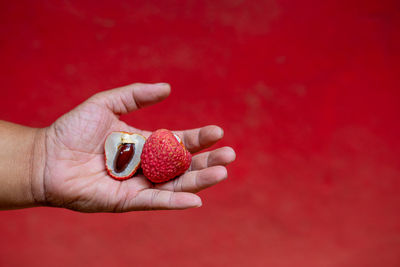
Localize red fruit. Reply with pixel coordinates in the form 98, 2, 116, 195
104, 132, 146, 180
141, 129, 192, 183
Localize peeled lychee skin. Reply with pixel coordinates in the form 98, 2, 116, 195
141, 129, 192, 183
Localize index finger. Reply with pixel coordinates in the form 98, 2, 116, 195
175, 125, 224, 153
127, 125, 224, 153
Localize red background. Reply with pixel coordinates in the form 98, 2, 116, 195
1, 1, 400, 266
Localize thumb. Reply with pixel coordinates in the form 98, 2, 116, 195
90, 83, 171, 115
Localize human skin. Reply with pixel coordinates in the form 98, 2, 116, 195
0, 83, 236, 212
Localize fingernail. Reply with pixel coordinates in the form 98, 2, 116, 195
193, 197, 203, 208
216, 126, 224, 139
154, 82, 169, 86
196, 201, 203, 208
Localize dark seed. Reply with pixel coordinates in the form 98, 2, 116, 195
114, 143, 135, 173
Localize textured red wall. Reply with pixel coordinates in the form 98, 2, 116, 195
1, 1, 400, 266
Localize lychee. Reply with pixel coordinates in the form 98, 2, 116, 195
141, 129, 192, 183
104, 132, 146, 180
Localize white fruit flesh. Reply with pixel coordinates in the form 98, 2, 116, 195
105, 132, 146, 178
173, 133, 182, 144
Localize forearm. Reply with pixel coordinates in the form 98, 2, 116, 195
0, 121, 44, 209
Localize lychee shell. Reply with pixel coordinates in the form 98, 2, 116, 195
141, 129, 192, 183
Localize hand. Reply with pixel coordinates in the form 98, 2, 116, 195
31, 83, 235, 212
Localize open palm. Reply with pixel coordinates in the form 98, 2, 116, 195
37, 83, 235, 212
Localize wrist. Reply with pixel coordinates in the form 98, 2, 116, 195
0, 122, 45, 209
30, 127, 47, 207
